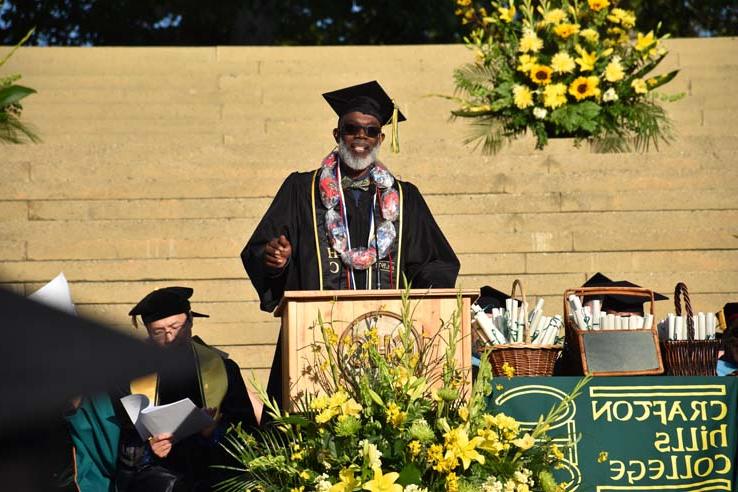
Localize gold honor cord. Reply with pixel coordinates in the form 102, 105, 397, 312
311, 169, 324, 290
395, 182, 404, 288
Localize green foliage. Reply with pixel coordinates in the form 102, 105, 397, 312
1, 28, 39, 144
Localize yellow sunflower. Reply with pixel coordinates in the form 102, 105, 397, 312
569, 76, 600, 101
529, 64, 553, 85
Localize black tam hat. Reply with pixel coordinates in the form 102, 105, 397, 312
477, 285, 510, 310
323, 80, 406, 153
581, 272, 668, 315
129, 286, 209, 326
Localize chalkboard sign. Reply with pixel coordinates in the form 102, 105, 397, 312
580, 330, 663, 375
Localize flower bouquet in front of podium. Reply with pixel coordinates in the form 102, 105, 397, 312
217, 289, 589, 492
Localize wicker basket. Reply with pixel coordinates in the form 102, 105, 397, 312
484, 279, 562, 377
661, 282, 720, 376
561, 286, 664, 376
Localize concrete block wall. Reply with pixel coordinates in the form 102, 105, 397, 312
2, 38, 737, 384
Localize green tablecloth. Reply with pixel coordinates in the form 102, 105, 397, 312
490, 376, 738, 492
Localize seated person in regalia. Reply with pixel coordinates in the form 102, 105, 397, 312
116, 287, 258, 492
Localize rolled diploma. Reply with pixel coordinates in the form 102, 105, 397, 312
472, 304, 506, 344
598, 312, 607, 331
668, 314, 676, 340
675, 316, 684, 340
546, 316, 563, 345
698, 312, 706, 340
643, 314, 654, 331
517, 303, 528, 342
529, 298, 545, 324
592, 300, 602, 330
529, 307, 545, 342
707, 313, 716, 339
568, 295, 587, 330
606, 313, 615, 330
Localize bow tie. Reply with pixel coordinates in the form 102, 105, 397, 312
341, 175, 372, 192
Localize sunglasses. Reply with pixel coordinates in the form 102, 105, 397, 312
340, 123, 382, 138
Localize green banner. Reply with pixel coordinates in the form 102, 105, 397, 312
491, 377, 738, 492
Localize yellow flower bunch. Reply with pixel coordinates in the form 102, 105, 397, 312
450, 0, 679, 153
311, 390, 362, 424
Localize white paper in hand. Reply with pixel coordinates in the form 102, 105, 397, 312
121, 394, 214, 442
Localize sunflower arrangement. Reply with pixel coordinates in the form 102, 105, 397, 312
449, 0, 680, 153
218, 287, 590, 492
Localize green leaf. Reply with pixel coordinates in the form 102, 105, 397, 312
549, 101, 602, 133
397, 463, 422, 486
647, 69, 679, 91
367, 388, 385, 407
0, 85, 36, 108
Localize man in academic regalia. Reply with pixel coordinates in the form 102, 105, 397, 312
241, 81, 460, 408
116, 287, 258, 492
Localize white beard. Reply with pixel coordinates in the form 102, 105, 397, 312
338, 139, 381, 171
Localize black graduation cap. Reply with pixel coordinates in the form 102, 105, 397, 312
581, 272, 668, 314
322, 80, 406, 126
0, 287, 171, 434
129, 286, 209, 326
477, 285, 509, 310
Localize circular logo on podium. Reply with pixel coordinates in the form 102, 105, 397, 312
337, 311, 420, 379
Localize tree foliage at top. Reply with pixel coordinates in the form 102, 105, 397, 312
2, 0, 734, 46
0, 0, 461, 45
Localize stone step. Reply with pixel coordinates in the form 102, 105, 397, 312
5, 148, 734, 184
4, 208, 738, 243
4, 226, 735, 265
2, 247, 736, 286
3, 224, 735, 263
15, 188, 737, 224
19, 268, 734, 307
4, 165, 736, 200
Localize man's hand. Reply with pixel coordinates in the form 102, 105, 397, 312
149, 433, 174, 458
264, 234, 292, 270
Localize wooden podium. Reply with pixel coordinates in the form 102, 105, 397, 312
274, 289, 478, 408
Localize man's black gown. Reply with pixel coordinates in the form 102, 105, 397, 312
241, 166, 460, 408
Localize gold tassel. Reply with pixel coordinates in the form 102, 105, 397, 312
390, 99, 400, 154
